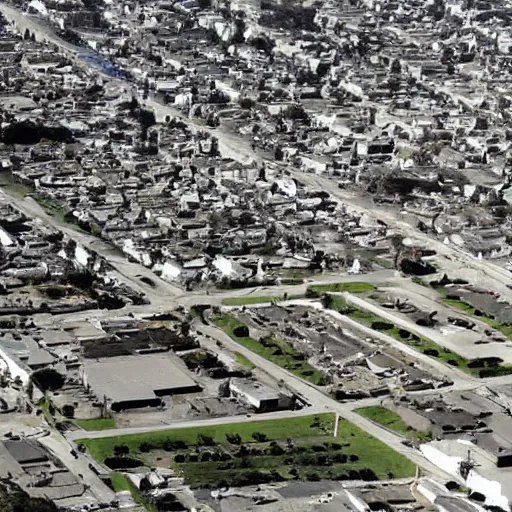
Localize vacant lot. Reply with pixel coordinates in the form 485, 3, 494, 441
79, 414, 415, 488
325, 296, 512, 378
213, 314, 326, 385
356, 406, 431, 442
443, 299, 512, 341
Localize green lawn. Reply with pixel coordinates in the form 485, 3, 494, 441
213, 315, 326, 385
324, 298, 512, 378
110, 472, 132, 492
356, 406, 431, 442
222, 296, 280, 306
78, 414, 336, 462
80, 414, 415, 488
76, 418, 116, 431
307, 282, 376, 298
234, 351, 255, 369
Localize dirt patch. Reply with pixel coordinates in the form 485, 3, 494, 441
382, 398, 432, 432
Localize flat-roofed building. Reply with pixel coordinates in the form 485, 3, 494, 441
229, 378, 293, 412
81, 354, 202, 411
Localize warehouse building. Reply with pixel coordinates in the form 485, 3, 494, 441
81, 354, 202, 411
229, 378, 293, 412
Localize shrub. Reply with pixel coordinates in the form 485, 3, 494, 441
197, 434, 216, 446
226, 433, 242, 445
113, 444, 129, 457
139, 442, 151, 453
104, 456, 141, 469
252, 432, 268, 442
233, 325, 249, 337
239, 97, 255, 109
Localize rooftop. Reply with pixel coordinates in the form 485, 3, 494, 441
83, 354, 201, 404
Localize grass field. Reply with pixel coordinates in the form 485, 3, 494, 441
76, 418, 116, 431
325, 298, 512, 378
213, 315, 326, 385
78, 414, 336, 462
306, 282, 376, 298
356, 406, 431, 442
234, 351, 255, 369
79, 414, 415, 488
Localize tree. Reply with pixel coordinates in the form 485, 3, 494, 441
62, 404, 75, 418
139, 442, 151, 453
31, 368, 65, 392
113, 444, 130, 457
226, 433, 242, 445
197, 434, 216, 446
251, 432, 267, 442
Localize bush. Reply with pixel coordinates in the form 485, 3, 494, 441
174, 454, 186, 463
226, 433, 242, 445
348, 469, 361, 480
197, 434, 216, 446
104, 456, 142, 469
233, 325, 250, 337
139, 442, 151, 453
283, 104, 308, 120
113, 444, 129, 457
163, 439, 187, 451
269, 442, 285, 456
359, 468, 378, 481
252, 432, 268, 442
